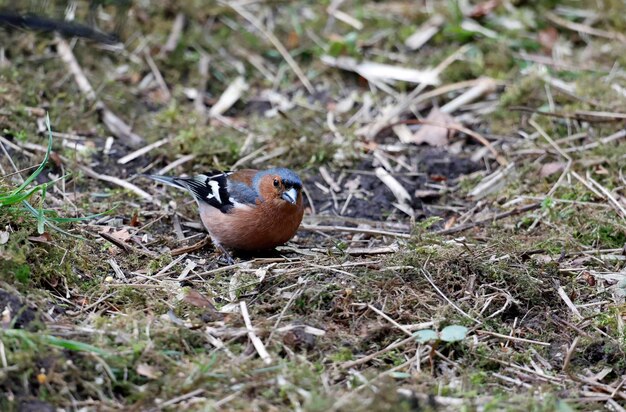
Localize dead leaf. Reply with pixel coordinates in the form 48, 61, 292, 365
469, 0, 501, 18
111, 229, 131, 242
184, 289, 218, 312
136, 363, 160, 379
49, 151, 63, 168
129, 211, 140, 227
413, 108, 457, 146
28, 233, 52, 243
429, 174, 448, 182
582, 271, 596, 286
538, 27, 558, 54
539, 162, 565, 177
286, 31, 299, 49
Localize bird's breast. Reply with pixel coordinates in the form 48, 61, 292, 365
198, 200, 304, 251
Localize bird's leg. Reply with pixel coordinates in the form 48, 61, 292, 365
212, 240, 235, 265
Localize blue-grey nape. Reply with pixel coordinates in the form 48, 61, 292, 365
252, 168, 303, 192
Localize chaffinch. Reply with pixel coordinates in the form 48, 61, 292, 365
147, 168, 304, 260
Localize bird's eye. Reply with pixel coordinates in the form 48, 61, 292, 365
273, 178, 280, 187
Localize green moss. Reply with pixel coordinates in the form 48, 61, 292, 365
329, 347, 353, 362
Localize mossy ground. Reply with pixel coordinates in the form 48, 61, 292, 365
1, 0, 626, 410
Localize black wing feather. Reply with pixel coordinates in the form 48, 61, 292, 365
177, 172, 234, 213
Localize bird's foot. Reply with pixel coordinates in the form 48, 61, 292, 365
215, 243, 235, 266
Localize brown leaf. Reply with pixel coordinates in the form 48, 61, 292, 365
111, 229, 131, 243
49, 151, 63, 168
183, 289, 217, 312
539, 162, 565, 177
413, 108, 457, 146
538, 27, 558, 53
469, 0, 501, 18
286, 31, 300, 49
129, 211, 140, 227
582, 271, 596, 286
28, 232, 52, 243
429, 174, 448, 182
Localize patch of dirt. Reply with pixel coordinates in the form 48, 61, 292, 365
0, 288, 40, 329
304, 147, 482, 221
18, 399, 56, 412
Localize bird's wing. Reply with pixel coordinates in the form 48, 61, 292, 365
225, 170, 260, 206
147, 171, 260, 213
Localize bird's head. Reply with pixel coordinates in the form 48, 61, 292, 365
253, 168, 303, 205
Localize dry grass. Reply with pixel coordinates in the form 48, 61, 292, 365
1, 0, 626, 410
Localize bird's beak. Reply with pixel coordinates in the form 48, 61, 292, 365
282, 188, 298, 204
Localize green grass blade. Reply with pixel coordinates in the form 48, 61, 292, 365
44, 335, 109, 356
8, 113, 53, 197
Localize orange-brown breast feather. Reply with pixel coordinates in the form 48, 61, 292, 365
198, 191, 304, 251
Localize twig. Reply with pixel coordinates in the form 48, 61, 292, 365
227, 2, 314, 94
433, 203, 541, 235
440, 77, 497, 113
359, 45, 473, 138
213, 391, 243, 409
510, 106, 626, 122
55, 35, 96, 100
55, 36, 144, 147
546, 11, 626, 43
144, 50, 171, 101
341, 335, 415, 369
177, 259, 197, 281
345, 245, 400, 255
375, 167, 413, 216
107, 258, 126, 280
154, 254, 188, 277
209, 76, 248, 118
367, 304, 413, 337
565, 129, 626, 153
300, 224, 411, 238
240, 301, 272, 365
421, 267, 482, 324
195, 53, 210, 115
556, 285, 583, 319
77, 164, 157, 204
156, 154, 196, 175
476, 330, 550, 347
117, 138, 170, 165
586, 174, 626, 219
562, 336, 579, 371
99, 232, 158, 258
171, 236, 212, 256
158, 389, 205, 410
160, 12, 185, 56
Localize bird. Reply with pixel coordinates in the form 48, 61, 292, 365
146, 168, 305, 262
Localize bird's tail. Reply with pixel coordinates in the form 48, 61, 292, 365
143, 174, 187, 190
